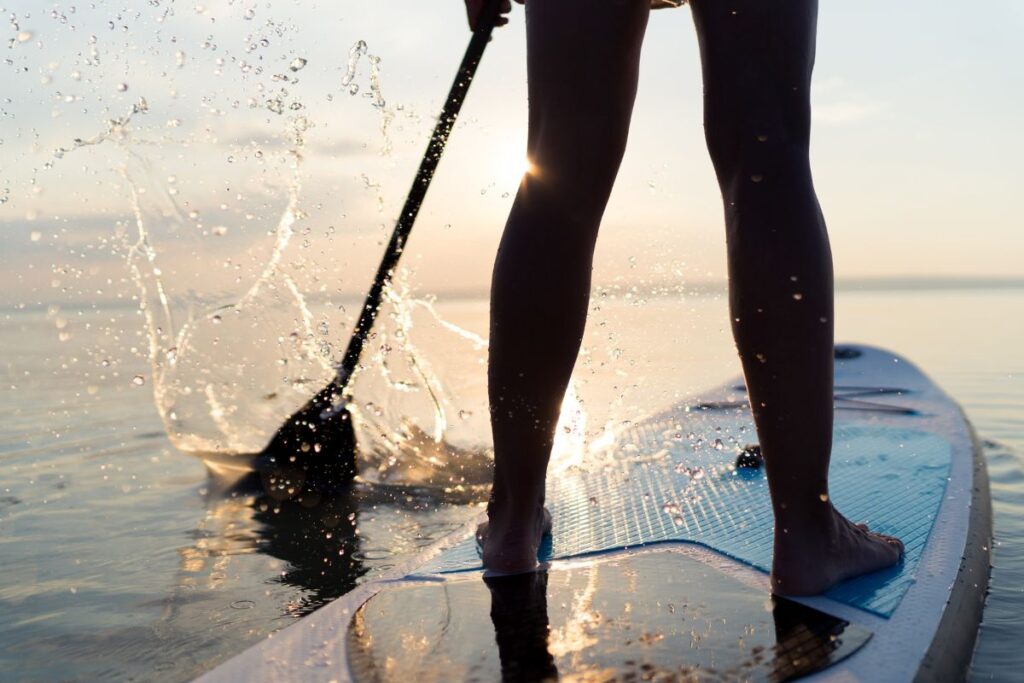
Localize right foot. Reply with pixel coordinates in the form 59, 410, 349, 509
771, 504, 904, 596
477, 506, 553, 575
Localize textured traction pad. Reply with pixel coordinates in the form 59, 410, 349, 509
420, 416, 951, 618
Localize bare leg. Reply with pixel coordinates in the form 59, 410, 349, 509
691, 0, 903, 594
481, 0, 650, 574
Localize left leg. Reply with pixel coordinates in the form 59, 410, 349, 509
691, 0, 903, 594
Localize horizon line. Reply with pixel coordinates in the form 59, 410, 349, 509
3, 275, 1023, 313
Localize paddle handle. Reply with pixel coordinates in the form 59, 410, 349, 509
331, 0, 504, 394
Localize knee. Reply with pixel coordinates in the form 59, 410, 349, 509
702, 93, 813, 196
529, 109, 632, 205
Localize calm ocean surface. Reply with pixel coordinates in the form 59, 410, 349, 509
1, 285, 1021, 681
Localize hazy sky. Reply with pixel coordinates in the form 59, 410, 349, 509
2, 1, 1022, 308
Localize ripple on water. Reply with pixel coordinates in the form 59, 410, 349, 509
970, 440, 1024, 681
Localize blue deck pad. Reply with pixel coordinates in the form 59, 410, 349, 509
419, 416, 952, 618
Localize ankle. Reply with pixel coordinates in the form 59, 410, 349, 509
488, 483, 545, 514
773, 501, 838, 544
487, 497, 543, 526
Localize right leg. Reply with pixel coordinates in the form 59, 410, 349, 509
482, 0, 650, 573
691, 0, 902, 594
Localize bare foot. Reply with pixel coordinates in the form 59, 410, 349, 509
477, 506, 553, 575
771, 504, 904, 596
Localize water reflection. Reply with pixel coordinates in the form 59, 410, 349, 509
346, 551, 872, 683
186, 463, 488, 620
485, 572, 559, 682
247, 487, 364, 615
482, 565, 865, 683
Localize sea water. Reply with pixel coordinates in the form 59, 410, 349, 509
0, 287, 1021, 681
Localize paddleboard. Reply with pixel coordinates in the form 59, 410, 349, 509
196, 344, 990, 682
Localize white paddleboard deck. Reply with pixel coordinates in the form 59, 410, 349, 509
196, 344, 990, 682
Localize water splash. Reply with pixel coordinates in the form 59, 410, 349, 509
58, 99, 498, 486
367, 53, 394, 154
340, 40, 393, 154
106, 109, 323, 454
350, 274, 496, 489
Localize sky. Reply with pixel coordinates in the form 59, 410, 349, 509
1, 0, 1023, 308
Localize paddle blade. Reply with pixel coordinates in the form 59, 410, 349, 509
257, 387, 358, 494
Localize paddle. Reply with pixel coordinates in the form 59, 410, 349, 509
254, 0, 506, 491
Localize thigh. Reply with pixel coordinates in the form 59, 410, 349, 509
690, 0, 819, 150
524, 0, 650, 170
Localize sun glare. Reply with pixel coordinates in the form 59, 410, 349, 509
495, 144, 534, 186
521, 156, 536, 177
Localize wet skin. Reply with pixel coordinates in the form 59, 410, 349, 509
473, 0, 903, 593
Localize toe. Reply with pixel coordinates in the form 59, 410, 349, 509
883, 534, 905, 555
871, 531, 904, 560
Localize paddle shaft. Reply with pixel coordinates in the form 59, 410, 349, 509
330, 0, 503, 395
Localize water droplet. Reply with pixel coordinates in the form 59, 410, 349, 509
819, 493, 829, 502
750, 174, 764, 183
131, 375, 145, 386
211, 314, 222, 324
16, 31, 33, 43
792, 293, 803, 301
341, 40, 368, 87
116, 82, 128, 92
289, 57, 307, 72
30, 231, 42, 242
